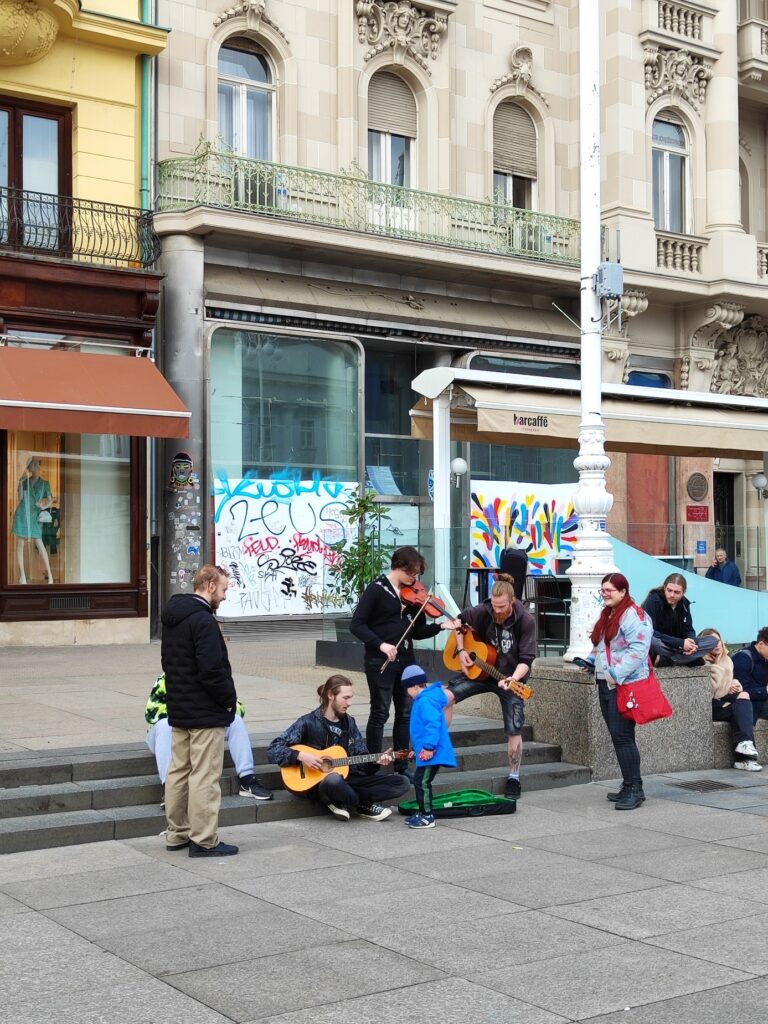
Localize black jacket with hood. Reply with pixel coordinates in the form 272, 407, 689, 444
160, 593, 237, 728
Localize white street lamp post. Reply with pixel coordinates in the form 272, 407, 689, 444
565, 0, 617, 658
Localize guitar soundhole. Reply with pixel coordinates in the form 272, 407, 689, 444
321, 759, 334, 774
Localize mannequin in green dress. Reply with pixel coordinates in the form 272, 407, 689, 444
12, 457, 54, 585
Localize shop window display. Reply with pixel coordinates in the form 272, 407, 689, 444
6, 431, 131, 585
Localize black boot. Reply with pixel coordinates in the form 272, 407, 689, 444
615, 783, 645, 810
606, 783, 629, 803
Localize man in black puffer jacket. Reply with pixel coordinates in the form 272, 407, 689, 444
161, 564, 239, 857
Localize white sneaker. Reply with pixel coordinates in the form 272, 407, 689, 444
735, 740, 759, 759
734, 760, 763, 772
327, 803, 351, 820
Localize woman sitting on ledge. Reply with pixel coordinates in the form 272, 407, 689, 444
700, 627, 761, 772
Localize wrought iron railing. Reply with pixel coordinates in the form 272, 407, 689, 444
0, 187, 160, 269
157, 150, 580, 265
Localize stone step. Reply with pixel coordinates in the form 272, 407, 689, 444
0, 718, 523, 791
0, 762, 591, 854
0, 738, 562, 819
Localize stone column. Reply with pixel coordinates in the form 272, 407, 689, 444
705, 0, 740, 231
158, 233, 206, 600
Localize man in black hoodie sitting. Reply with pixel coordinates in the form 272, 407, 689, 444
161, 564, 239, 857
641, 573, 717, 667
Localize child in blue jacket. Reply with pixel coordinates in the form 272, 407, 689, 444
401, 664, 456, 829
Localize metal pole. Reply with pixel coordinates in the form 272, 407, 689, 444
565, 0, 616, 659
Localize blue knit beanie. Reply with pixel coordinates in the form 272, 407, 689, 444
400, 664, 428, 689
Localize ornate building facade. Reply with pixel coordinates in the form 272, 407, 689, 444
153, 0, 768, 624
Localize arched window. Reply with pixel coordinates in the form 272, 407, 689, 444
367, 72, 416, 187
493, 103, 537, 209
652, 114, 688, 233
217, 38, 274, 160
740, 159, 749, 232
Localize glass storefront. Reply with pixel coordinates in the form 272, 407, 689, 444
210, 328, 360, 479
6, 430, 131, 586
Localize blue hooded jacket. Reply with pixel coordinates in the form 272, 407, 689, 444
409, 683, 457, 769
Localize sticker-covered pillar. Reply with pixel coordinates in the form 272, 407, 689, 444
159, 234, 206, 598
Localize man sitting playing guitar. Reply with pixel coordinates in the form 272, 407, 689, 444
267, 674, 410, 821
446, 573, 536, 800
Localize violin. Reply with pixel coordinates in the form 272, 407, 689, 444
400, 581, 447, 619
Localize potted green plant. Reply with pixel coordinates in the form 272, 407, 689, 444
328, 488, 392, 615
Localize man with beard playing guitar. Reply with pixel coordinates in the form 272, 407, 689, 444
445, 573, 536, 800
267, 675, 409, 821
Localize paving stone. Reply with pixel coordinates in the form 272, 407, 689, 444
523, 824, 701, 861
0, 891, 30, 916
546, 882, 763, 939
293, 880, 524, 939
643, 907, 768, 972
166, 939, 445, 1021
471, 940, 753, 1021
2, 862, 209, 910
0, 839, 152, 884
584, 975, 768, 1024
600, 840, 768, 882
250, 977, 569, 1024
374, 908, 624, 976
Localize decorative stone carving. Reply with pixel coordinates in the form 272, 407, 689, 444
602, 338, 630, 385
643, 46, 713, 112
680, 302, 744, 392
356, 0, 449, 73
710, 315, 768, 397
490, 44, 548, 105
0, 0, 58, 66
214, 0, 287, 40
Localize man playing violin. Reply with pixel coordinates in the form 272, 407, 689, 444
350, 545, 455, 777
446, 573, 536, 799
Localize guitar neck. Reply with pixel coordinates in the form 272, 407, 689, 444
472, 654, 504, 684
331, 751, 385, 769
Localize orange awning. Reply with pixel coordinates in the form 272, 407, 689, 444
0, 347, 190, 438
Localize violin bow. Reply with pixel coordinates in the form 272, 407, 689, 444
378, 588, 432, 675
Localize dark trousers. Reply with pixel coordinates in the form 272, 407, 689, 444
712, 697, 756, 744
651, 634, 718, 665
413, 765, 440, 815
315, 770, 410, 811
598, 679, 642, 786
364, 655, 412, 757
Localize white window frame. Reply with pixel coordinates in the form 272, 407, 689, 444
217, 45, 276, 161
367, 129, 414, 189
652, 116, 689, 234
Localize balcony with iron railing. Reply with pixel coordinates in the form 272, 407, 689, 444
0, 187, 160, 270
156, 149, 581, 267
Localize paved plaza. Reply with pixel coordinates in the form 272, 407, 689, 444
4, 640, 768, 1021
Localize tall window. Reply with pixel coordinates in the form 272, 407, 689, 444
493, 103, 537, 209
367, 72, 416, 187
740, 159, 749, 232
0, 96, 71, 250
652, 115, 687, 233
217, 39, 274, 160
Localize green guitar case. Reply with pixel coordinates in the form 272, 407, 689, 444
398, 788, 516, 818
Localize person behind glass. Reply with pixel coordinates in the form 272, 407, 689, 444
641, 573, 718, 667
267, 674, 409, 821
350, 546, 453, 776
584, 572, 653, 811
705, 549, 742, 588
12, 457, 54, 585
699, 628, 761, 771
446, 573, 535, 800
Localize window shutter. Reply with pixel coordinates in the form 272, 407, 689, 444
368, 72, 417, 138
493, 103, 537, 179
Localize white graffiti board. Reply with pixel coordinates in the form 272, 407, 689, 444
213, 475, 357, 618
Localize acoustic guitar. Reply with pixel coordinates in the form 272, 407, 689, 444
443, 628, 533, 701
280, 745, 409, 793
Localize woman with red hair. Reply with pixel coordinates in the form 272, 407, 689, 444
586, 572, 653, 810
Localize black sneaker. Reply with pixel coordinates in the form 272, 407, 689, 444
188, 840, 239, 857
165, 839, 190, 851
358, 803, 392, 821
238, 775, 273, 801
505, 777, 521, 799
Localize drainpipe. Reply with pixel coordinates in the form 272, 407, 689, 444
140, 0, 152, 210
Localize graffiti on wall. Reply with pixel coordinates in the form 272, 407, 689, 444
470, 480, 579, 576
213, 471, 357, 617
